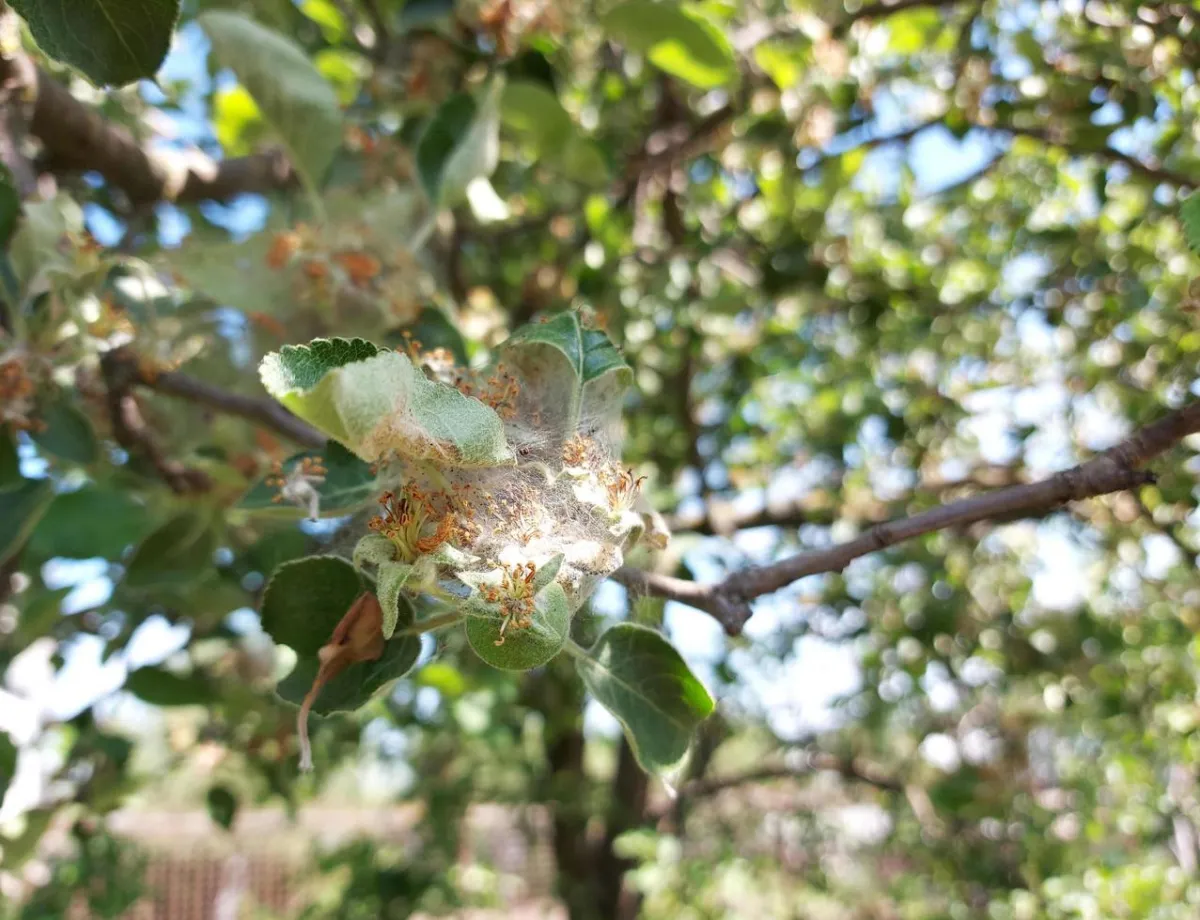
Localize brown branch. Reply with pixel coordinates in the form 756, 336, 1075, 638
620, 400, 1200, 635
101, 347, 325, 449
142, 368, 326, 450
651, 753, 901, 820
0, 50, 295, 205
1000, 124, 1194, 189
100, 351, 212, 494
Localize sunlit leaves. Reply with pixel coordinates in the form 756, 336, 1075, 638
11, 0, 179, 85
199, 11, 343, 192
1181, 196, 1200, 252
417, 80, 503, 208
501, 82, 609, 184
573, 624, 714, 774
601, 1, 736, 89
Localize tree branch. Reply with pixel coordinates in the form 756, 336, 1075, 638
102, 347, 325, 449
0, 50, 295, 205
1000, 124, 1194, 189
620, 400, 1200, 635
651, 752, 901, 820
100, 351, 212, 494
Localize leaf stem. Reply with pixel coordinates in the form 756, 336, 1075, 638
402, 609, 463, 635
563, 638, 589, 660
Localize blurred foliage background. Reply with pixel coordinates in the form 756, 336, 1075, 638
3, 0, 1200, 917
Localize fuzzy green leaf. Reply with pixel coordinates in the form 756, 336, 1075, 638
238, 440, 376, 518
353, 533, 397, 569
376, 560, 415, 638
277, 629, 421, 715
601, 1, 736, 89
465, 581, 570, 671
573, 624, 714, 774
199, 11, 343, 191
260, 555, 364, 656
0, 479, 55, 566
11, 0, 180, 86
265, 556, 421, 714
125, 667, 212, 706
500, 312, 633, 433
261, 344, 512, 466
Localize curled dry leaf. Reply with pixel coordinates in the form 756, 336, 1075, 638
297, 591, 385, 770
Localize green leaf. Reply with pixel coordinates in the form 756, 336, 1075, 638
199, 10, 343, 192
417, 80, 503, 207
276, 628, 421, 715
465, 581, 570, 671
9, 193, 84, 298
163, 227, 298, 315
501, 81, 610, 185
28, 487, 153, 560
123, 512, 216, 589
500, 312, 633, 434
501, 81, 574, 154
0, 168, 20, 246
1182, 196, 1200, 252
0, 428, 20, 489
30, 391, 99, 465
376, 560, 415, 639
353, 533, 397, 569
260, 555, 364, 656
573, 624, 714, 774
885, 8, 942, 54
260, 337, 381, 393
238, 440, 377, 518
265, 556, 421, 715
602, 1, 736, 89
0, 732, 16, 801
125, 667, 212, 706
299, 0, 347, 43
212, 84, 266, 157
0, 479, 54, 566
206, 785, 238, 830
261, 342, 512, 466
11, 0, 180, 86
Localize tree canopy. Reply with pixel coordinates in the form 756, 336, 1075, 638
3, 0, 1200, 917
